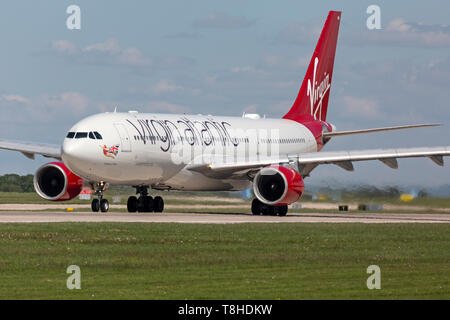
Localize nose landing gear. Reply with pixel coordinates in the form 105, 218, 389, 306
91, 181, 109, 213
127, 186, 165, 213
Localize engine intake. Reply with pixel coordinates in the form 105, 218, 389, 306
253, 166, 304, 205
34, 162, 83, 201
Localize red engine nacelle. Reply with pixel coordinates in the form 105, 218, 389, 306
253, 165, 304, 206
33, 162, 84, 201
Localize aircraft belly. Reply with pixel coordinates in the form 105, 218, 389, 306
163, 169, 251, 191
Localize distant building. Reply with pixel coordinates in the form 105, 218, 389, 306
79, 187, 93, 200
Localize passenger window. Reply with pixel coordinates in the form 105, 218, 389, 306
75, 132, 88, 139
94, 132, 103, 140
66, 132, 75, 139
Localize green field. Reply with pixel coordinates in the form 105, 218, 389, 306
0, 222, 448, 299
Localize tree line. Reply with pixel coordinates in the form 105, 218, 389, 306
0, 174, 35, 192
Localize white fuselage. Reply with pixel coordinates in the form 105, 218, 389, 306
61, 112, 318, 191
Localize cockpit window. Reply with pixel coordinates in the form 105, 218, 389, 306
94, 131, 103, 140
75, 132, 88, 139
66, 132, 75, 139
89, 132, 96, 139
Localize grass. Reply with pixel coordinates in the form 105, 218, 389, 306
0, 222, 448, 299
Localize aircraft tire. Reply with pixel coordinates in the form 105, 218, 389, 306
278, 205, 288, 217
91, 199, 100, 212
127, 196, 138, 212
251, 199, 261, 215
153, 196, 164, 212
138, 196, 153, 213
100, 199, 109, 213
261, 204, 271, 216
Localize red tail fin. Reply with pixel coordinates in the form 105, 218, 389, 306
283, 11, 341, 123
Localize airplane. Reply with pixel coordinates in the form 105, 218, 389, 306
0, 10, 449, 216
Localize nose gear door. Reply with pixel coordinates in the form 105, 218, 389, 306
114, 123, 132, 152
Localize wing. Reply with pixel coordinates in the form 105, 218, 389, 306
187, 146, 450, 179
0, 139, 61, 160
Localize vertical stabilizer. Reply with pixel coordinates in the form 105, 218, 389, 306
283, 11, 341, 123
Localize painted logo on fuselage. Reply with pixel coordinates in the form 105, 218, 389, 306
126, 116, 239, 152
307, 57, 330, 120
101, 144, 119, 159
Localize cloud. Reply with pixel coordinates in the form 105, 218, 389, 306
153, 79, 184, 94
348, 18, 450, 48
50, 38, 194, 70
164, 32, 202, 39
274, 100, 293, 112
193, 12, 255, 29
2, 94, 30, 104
82, 38, 153, 67
261, 55, 309, 69
82, 38, 121, 54
242, 104, 258, 113
337, 55, 450, 123
41, 92, 89, 112
141, 101, 190, 114
51, 40, 78, 55
126, 79, 202, 100
275, 20, 323, 45
231, 66, 267, 76
277, 17, 450, 48
342, 96, 381, 118
115, 47, 153, 67
0, 91, 91, 127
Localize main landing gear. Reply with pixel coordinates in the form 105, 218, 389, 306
127, 186, 165, 213
91, 182, 109, 213
251, 198, 288, 216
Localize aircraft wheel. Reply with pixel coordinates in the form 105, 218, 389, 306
138, 196, 153, 212
272, 206, 280, 216
268, 206, 278, 216
261, 204, 272, 216
251, 199, 262, 215
153, 196, 164, 212
127, 196, 138, 213
100, 199, 109, 213
91, 199, 100, 212
278, 205, 288, 217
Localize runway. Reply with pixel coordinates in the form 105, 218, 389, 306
0, 211, 449, 224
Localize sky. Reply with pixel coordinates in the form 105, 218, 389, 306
0, 0, 449, 188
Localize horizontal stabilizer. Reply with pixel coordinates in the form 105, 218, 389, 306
323, 123, 441, 137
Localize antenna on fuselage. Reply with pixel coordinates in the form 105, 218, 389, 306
114, 107, 117, 113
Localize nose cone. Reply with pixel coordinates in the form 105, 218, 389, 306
62, 139, 74, 158
62, 139, 80, 166
61, 139, 92, 175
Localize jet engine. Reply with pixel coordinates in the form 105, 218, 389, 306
33, 162, 83, 201
253, 165, 304, 205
